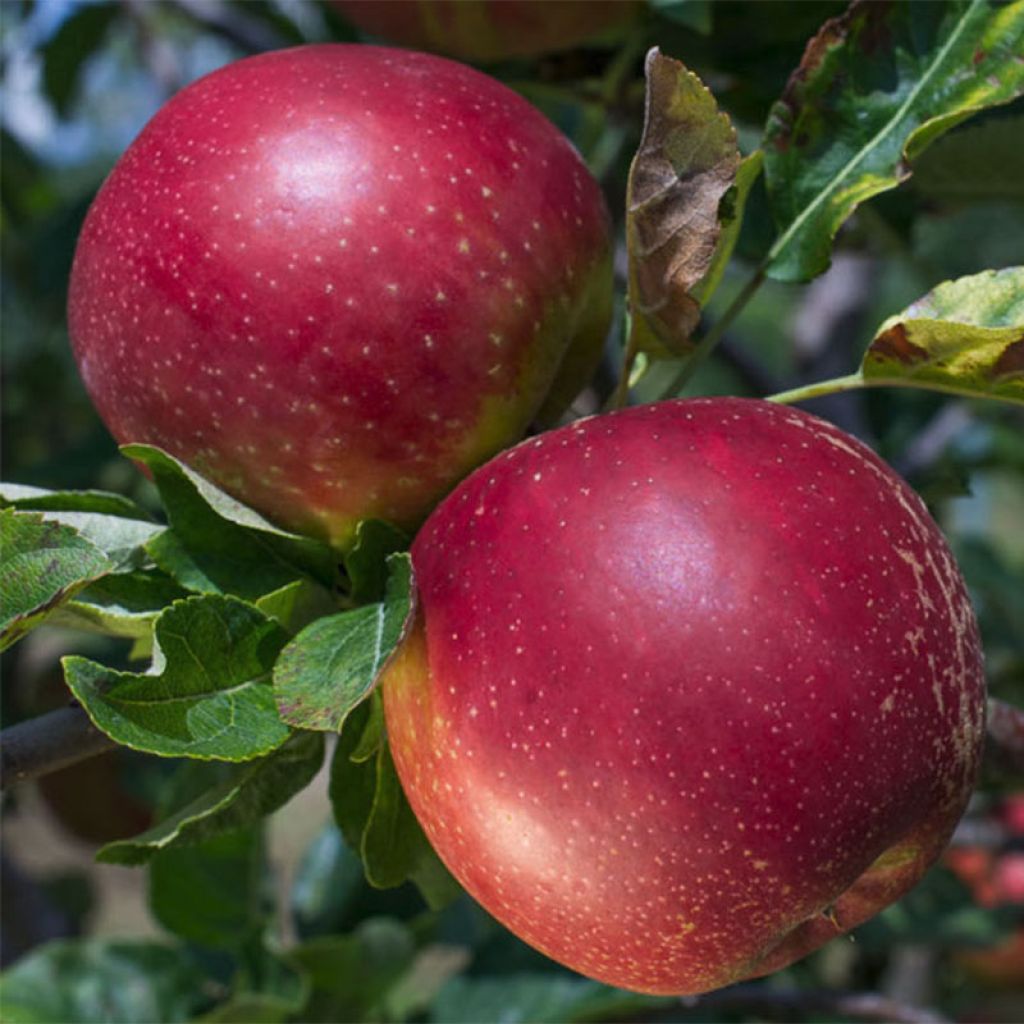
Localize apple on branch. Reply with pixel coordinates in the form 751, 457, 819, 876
382, 397, 986, 995
68, 44, 612, 547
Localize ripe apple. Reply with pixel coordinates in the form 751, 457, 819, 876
68, 45, 612, 547
332, 1, 643, 63
382, 397, 986, 994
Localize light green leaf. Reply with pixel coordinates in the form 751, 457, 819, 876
0, 510, 114, 650
764, 0, 1024, 282
97, 733, 324, 866
49, 569, 189, 647
627, 48, 740, 355
0, 483, 154, 520
273, 554, 414, 732
0, 939, 207, 1024
64, 595, 292, 761
861, 267, 1024, 402
692, 149, 764, 306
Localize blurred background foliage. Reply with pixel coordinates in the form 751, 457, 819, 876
1, 1, 1022, 1022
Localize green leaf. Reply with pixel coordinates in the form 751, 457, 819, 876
41, 1, 118, 116
861, 267, 1024, 402
199, 948, 308, 1023
150, 826, 265, 950
328, 702, 379, 854
328, 702, 457, 907
291, 825, 366, 939
98, 733, 324, 866
650, 0, 712, 35
0, 483, 155, 520
432, 974, 667, 1024
64, 595, 292, 761
691, 149, 764, 306
764, 0, 1024, 282
49, 569, 190, 647
626, 48, 740, 355
0, 482, 163, 563
0, 510, 114, 650
912, 113, 1024, 203
274, 554, 414, 732
0, 939, 207, 1024
287, 920, 415, 1021
255, 578, 338, 634
362, 742, 460, 907
124, 444, 338, 598
344, 519, 409, 603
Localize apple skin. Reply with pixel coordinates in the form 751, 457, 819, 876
333, 1, 643, 63
381, 397, 986, 994
68, 45, 611, 547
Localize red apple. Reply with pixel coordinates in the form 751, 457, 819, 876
333, 1, 643, 63
68, 45, 612, 547
382, 397, 986, 994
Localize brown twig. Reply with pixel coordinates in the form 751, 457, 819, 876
1, 705, 117, 791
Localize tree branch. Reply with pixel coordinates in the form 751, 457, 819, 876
680, 984, 950, 1024
1, 705, 117, 791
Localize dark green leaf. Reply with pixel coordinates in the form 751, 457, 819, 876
287, 920, 414, 1022
64, 595, 291, 761
0, 939, 207, 1024
432, 974, 666, 1024
41, 2, 118, 116
0, 509, 114, 650
274, 554, 414, 732
344, 519, 409, 603
291, 825, 366, 939
861, 267, 1024, 403
328, 702, 380, 856
98, 733, 324, 866
362, 742, 460, 908
650, 0, 712, 34
627, 48, 740, 355
123, 444, 337, 598
764, 0, 1024, 281
912, 113, 1024, 203
150, 827, 265, 950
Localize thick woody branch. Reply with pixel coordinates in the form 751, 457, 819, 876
1, 705, 117, 791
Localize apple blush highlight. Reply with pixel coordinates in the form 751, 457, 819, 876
382, 398, 986, 995
68, 44, 612, 547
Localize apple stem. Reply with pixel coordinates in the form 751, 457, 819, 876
663, 265, 766, 397
767, 372, 867, 405
606, 309, 641, 411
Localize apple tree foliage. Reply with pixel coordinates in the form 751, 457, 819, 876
1, 0, 1023, 1021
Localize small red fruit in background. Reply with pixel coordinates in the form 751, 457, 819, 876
382, 398, 986, 994
68, 45, 612, 546
333, 0, 643, 63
